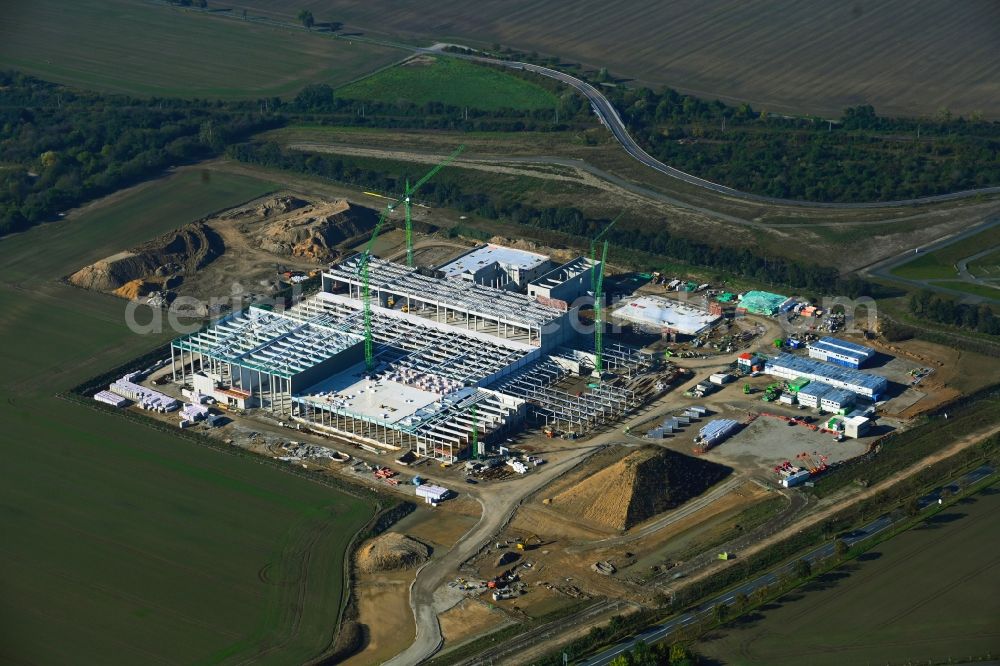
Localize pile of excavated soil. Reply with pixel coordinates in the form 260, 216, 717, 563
113, 278, 155, 301
356, 533, 430, 574
224, 194, 308, 220
488, 235, 575, 263
69, 222, 221, 293
552, 446, 731, 531
241, 197, 378, 262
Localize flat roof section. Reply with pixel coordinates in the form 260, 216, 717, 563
816, 336, 875, 357
438, 244, 550, 277
796, 382, 831, 399
822, 388, 856, 404
611, 295, 720, 335
768, 353, 887, 393
300, 371, 441, 425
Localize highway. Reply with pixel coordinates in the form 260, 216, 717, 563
578, 464, 995, 666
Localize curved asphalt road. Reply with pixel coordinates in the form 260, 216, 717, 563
421, 47, 1000, 210
578, 465, 995, 666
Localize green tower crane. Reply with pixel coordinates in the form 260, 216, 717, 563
356, 146, 465, 374
392, 145, 466, 267
590, 212, 622, 293
358, 206, 392, 375
593, 239, 610, 377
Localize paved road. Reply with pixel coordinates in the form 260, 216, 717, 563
578, 465, 995, 666
199, 8, 1000, 210
420, 47, 1000, 210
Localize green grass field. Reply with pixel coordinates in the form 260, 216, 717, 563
697, 484, 1000, 665
930, 280, 1000, 301
889, 251, 960, 280
0, 168, 377, 664
337, 56, 560, 110
968, 248, 1000, 279
890, 225, 1000, 280
0, 0, 400, 98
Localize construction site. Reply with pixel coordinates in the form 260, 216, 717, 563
161, 152, 661, 463
72, 150, 990, 666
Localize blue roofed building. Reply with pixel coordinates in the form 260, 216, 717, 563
807, 336, 875, 369
765, 353, 887, 400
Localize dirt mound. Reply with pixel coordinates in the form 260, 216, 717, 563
243, 198, 378, 262
113, 278, 155, 301
356, 533, 430, 573
552, 447, 731, 531
69, 222, 221, 292
224, 194, 308, 220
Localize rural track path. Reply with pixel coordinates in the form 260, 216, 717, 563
180, 6, 1000, 209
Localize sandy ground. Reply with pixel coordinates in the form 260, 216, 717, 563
392, 505, 481, 553
342, 569, 417, 666
439, 597, 512, 647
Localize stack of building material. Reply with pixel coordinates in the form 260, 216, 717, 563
181, 402, 210, 421
94, 390, 129, 408
695, 419, 741, 451
109, 373, 179, 412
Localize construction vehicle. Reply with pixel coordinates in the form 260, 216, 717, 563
515, 534, 542, 551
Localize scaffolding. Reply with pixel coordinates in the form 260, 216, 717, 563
489, 358, 635, 434
325, 256, 569, 348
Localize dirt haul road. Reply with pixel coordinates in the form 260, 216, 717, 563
383, 444, 605, 666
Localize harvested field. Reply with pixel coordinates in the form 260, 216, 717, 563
355, 533, 430, 573
551, 446, 732, 531
230, 0, 1000, 118
0, 0, 400, 98
698, 484, 1000, 665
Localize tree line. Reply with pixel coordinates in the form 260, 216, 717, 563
606, 85, 999, 202
0, 71, 280, 236
909, 289, 1000, 335
437, 44, 1000, 203
226, 140, 872, 298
